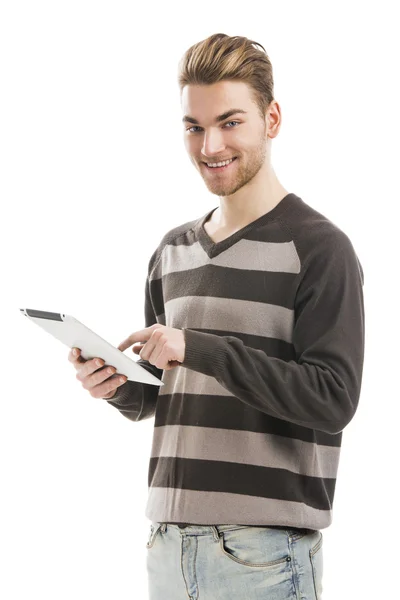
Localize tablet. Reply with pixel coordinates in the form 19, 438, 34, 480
19, 308, 164, 387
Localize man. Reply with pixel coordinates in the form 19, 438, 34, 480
71, 33, 364, 599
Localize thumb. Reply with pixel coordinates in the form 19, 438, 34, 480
132, 343, 145, 354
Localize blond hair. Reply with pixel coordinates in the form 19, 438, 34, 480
178, 33, 275, 121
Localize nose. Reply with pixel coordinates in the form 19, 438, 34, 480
201, 129, 226, 158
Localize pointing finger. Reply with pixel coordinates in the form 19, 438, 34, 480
117, 331, 151, 353
117, 325, 163, 353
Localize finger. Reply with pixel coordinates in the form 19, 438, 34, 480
140, 327, 167, 361
76, 357, 106, 381
139, 338, 156, 362
118, 330, 152, 352
147, 341, 165, 367
91, 373, 128, 399
84, 365, 126, 391
68, 347, 85, 367
169, 360, 181, 368
83, 364, 117, 390
118, 339, 147, 353
132, 343, 145, 355
117, 332, 147, 353
68, 347, 80, 361
117, 325, 163, 353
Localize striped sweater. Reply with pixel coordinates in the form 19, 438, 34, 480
106, 192, 365, 531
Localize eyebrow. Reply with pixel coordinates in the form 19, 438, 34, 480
182, 108, 247, 125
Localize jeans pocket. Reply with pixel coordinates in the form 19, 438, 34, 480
146, 523, 162, 549
218, 526, 291, 569
310, 532, 323, 599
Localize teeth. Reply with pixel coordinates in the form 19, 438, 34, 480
207, 158, 235, 168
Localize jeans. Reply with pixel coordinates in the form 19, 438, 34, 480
146, 522, 323, 599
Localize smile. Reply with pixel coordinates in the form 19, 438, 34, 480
203, 157, 238, 172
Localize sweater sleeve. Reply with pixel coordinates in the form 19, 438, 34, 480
181, 230, 365, 435
105, 269, 163, 422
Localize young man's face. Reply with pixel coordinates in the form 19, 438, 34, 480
181, 80, 273, 198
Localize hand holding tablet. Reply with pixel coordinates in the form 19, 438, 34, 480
68, 347, 128, 400
19, 309, 164, 393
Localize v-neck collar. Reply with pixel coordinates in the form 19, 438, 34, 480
194, 192, 299, 259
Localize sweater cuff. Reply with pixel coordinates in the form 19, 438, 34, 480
104, 381, 132, 404
181, 328, 227, 376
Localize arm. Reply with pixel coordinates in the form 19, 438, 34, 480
105, 269, 163, 422
181, 231, 365, 435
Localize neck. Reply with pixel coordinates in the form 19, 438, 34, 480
214, 162, 289, 230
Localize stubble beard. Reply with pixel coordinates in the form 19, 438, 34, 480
206, 137, 267, 198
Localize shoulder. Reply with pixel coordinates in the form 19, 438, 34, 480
280, 194, 364, 284
147, 214, 203, 275
281, 194, 358, 259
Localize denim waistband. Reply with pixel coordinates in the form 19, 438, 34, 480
167, 522, 291, 529
153, 522, 297, 535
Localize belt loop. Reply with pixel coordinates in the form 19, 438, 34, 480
211, 526, 220, 542
161, 523, 167, 533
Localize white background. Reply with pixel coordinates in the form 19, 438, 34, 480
1, 1, 399, 598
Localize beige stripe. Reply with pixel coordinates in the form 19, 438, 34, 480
159, 361, 228, 395
145, 488, 331, 530
165, 295, 294, 342
149, 425, 339, 479
153, 239, 300, 279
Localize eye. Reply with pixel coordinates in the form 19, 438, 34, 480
224, 120, 240, 128
186, 121, 241, 133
